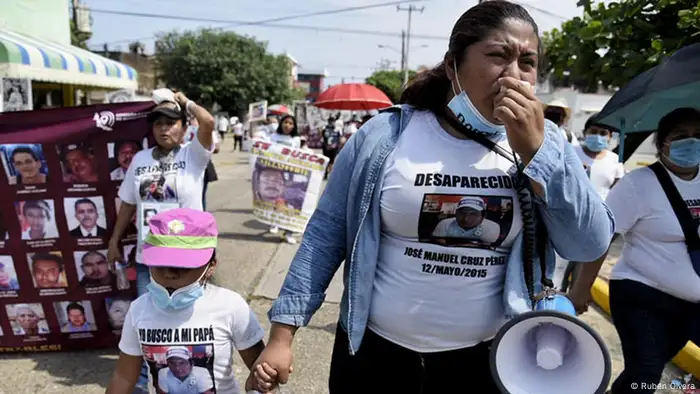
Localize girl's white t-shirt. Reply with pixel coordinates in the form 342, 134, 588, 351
607, 164, 700, 302
119, 285, 265, 394
269, 133, 301, 149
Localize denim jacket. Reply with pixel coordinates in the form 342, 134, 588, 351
269, 105, 615, 354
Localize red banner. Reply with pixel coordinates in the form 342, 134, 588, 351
0, 102, 154, 352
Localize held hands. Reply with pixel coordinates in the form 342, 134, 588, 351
493, 77, 545, 163
245, 341, 294, 393
567, 285, 593, 315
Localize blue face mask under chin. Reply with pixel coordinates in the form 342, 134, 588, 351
147, 268, 208, 310
584, 135, 609, 152
446, 60, 506, 136
667, 137, 700, 169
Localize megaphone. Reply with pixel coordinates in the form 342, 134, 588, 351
490, 291, 612, 394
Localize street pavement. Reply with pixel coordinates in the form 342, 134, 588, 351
0, 147, 691, 394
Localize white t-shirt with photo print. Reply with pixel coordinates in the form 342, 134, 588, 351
368, 110, 523, 352
119, 284, 265, 394
118, 138, 212, 211
607, 164, 700, 303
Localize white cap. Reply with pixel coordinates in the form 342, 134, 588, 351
457, 197, 485, 211
166, 346, 191, 361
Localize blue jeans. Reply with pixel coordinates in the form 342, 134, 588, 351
134, 263, 151, 391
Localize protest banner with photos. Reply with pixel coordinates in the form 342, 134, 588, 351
250, 139, 328, 232
0, 101, 154, 353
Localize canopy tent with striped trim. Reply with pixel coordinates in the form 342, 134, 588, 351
0, 29, 137, 90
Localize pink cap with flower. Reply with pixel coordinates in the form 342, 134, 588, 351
141, 208, 217, 268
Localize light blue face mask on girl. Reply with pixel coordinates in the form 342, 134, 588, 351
667, 137, 700, 168
147, 267, 208, 310
584, 135, 609, 152
446, 60, 506, 136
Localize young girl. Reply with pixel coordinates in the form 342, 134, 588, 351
106, 208, 274, 394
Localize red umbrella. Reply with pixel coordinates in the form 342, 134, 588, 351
314, 83, 392, 111
268, 104, 290, 116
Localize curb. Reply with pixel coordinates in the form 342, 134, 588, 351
591, 277, 700, 378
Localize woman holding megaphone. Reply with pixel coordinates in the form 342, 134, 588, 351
245, 1, 614, 393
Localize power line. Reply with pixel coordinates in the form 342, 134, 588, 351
91, 0, 438, 46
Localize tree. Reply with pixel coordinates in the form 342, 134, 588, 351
155, 29, 297, 116
70, 19, 91, 49
365, 69, 417, 103
542, 0, 700, 92
128, 41, 145, 55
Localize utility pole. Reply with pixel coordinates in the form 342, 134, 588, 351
400, 30, 406, 75
397, 4, 424, 87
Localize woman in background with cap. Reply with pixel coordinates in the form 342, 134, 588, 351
107, 89, 214, 394
248, 2, 614, 392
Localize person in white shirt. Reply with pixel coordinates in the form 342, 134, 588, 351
106, 209, 275, 394
216, 115, 229, 141
544, 98, 580, 146
569, 107, 700, 393
106, 89, 215, 394
231, 117, 244, 151
268, 115, 302, 244
560, 114, 625, 291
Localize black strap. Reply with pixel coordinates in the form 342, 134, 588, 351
439, 109, 516, 165
649, 162, 700, 252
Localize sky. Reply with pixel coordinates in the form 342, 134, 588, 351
85, 0, 600, 84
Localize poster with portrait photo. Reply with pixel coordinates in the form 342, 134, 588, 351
15, 199, 59, 241
105, 297, 132, 332
418, 194, 514, 249
136, 201, 178, 255
0, 144, 48, 186
27, 251, 67, 290
252, 157, 311, 212
53, 300, 97, 333
56, 142, 99, 184
73, 250, 119, 290
115, 198, 138, 240
1, 78, 32, 113
0, 255, 20, 292
64, 196, 107, 238
5, 303, 49, 336
248, 100, 268, 123
142, 344, 216, 394
108, 139, 146, 181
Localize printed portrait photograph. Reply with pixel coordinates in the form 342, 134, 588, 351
142, 344, 216, 394
5, 303, 49, 336
115, 198, 138, 237
0, 209, 7, 242
56, 143, 99, 183
0, 255, 20, 291
105, 297, 132, 331
248, 100, 267, 122
64, 196, 107, 238
0, 144, 48, 185
108, 139, 145, 181
27, 251, 67, 289
1, 78, 32, 112
16, 199, 59, 241
74, 250, 118, 288
142, 208, 158, 227
252, 158, 310, 212
53, 300, 97, 333
418, 194, 515, 249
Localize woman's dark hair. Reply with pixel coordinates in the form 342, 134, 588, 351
276, 115, 299, 137
654, 107, 700, 153
400, 1, 540, 113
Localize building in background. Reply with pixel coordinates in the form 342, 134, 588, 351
0, 0, 137, 111
296, 69, 327, 102
285, 53, 299, 90
93, 44, 161, 102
